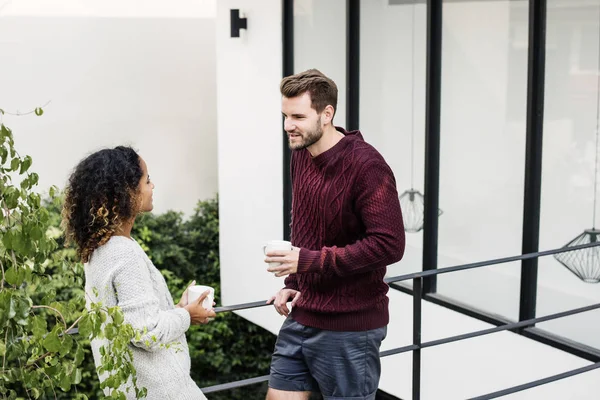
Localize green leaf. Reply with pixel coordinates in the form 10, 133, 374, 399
1, 230, 11, 250
0, 124, 11, 140
30, 225, 43, 240
4, 267, 18, 285
10, 157, 19, 171
112, 309, 124, 326
31, 315, 47, 338
73, 368, 82, 385
59, 333, 73, 357
20, 177, 31, 190
105, 324, 118, 340
60, 372, 71, 391
42, 330, 61, 353
11, 234, 27, 257
34, 107, 44, 116
104, 375, 115, 389
19, 155, 32, 174
29, 173, 39, 187
13, 295, 30, 324
12, 266, 25, 286
0, 146, 7, 164
73, 343, 84, 366
78, 314, 92, 338
0, 340, 5, 357
7, 296, 16, 319
38, 206, 49, 223
4, 186, 20, 209
46, 364, 59, 375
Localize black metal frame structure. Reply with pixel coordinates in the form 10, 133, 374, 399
280, 0, 596, 364
347, 0, 360, 131
519, 0, 547, 324
199, 242, 600, 398
57, 244, 600, 398
282, 0, 294, 241
422, 0, 442, 294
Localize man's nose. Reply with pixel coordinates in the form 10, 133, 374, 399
284, 120, 295, 132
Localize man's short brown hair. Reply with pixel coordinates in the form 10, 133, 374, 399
280, 69, 338, 116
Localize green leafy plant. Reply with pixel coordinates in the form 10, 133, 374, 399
0, 108, 141, 399
0, 105, 276, 399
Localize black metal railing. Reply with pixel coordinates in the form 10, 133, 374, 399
201, 241, 600, 399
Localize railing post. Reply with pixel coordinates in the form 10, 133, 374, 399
413, 277, 423, 400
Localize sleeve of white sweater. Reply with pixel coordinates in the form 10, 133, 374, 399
113, 250, 191, 352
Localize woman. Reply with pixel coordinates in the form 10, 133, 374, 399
62, 146, 214, 399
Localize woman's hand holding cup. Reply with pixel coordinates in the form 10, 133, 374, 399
184, 290, 216, 324
177, 280, 197, 308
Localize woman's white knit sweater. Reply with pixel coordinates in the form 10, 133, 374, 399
85, 235, 206, 399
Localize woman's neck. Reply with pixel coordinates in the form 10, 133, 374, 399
114, 218, 135, 238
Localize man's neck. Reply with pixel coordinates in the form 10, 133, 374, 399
307, 126, 344, 157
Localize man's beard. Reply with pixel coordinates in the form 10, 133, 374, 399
288, 117, 323, 151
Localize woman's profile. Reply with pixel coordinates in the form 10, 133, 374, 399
62, 146, 213, 399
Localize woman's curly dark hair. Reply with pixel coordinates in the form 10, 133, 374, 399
62, 146, 143, 263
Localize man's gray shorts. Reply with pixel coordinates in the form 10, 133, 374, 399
269, 317, 387, 400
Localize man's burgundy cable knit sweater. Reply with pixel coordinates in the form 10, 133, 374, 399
285, 127, 405, 331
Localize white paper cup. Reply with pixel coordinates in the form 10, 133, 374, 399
187, 285, 214, 310
263, 240, 292, 268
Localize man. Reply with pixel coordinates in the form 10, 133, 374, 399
264, 69, 405, 400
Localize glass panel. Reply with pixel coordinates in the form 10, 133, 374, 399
360, 0, 427, 280
435, 0, 529, 320
537, 0, 600, 349
294, 0, 347, 126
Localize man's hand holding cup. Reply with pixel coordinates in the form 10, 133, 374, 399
263, 240, 300, 277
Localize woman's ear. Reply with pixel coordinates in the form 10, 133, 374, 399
129, 190, 143, 215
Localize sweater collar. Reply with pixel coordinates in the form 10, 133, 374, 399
311, 127, 363, 167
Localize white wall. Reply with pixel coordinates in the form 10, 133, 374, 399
0, 0, 216, 18
216, 0, 286, 333
0, 8, 217, 214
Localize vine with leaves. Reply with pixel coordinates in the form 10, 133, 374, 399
0, 106, 144, 399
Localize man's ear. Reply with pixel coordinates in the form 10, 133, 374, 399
322, 105, 335, 125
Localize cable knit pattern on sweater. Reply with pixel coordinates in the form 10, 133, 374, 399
85, 236, 206, 399
285, 128, 405, 331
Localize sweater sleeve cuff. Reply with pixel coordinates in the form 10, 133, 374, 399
298, 248, 321, 274
174, 307, 191, 332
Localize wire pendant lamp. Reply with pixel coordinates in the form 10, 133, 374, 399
400, 1, 442, 233
554, 14, 600, 283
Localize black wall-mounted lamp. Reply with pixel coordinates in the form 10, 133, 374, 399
230, 9, 247, 37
